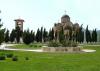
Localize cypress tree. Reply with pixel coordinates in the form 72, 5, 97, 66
43, 28, 48, 42
23, 30, 32, 45
4, 30, 9, 43
86, 25, 91, 43
15, 26, 21, 43
59, 27, 64, 42
0, 24, 5, 45
36, 28, 40, 42
10, 29, 16, 43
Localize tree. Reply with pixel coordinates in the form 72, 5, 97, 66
30, 30, 35, 43
43, 28, 48, 42
36, 28, 40, 42
10, 29, 16, 43
86, 25, 91, 43
40, 27, 43, 42
4, 30, 9, 43
94, 29, 97, 42
92, 29, 97, 42
0, 24, 5, 45
59, 27, 64, 42
78, 25, 84, 43
23, 30, 32, 45
49, 28, 54, 41
15, 26, 22, 43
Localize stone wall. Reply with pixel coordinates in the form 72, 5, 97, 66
42, 47, 82, 52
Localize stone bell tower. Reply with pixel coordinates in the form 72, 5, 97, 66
14, 18, 24, 31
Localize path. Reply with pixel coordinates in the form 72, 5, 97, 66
0, 44, 96, 53
0, 44, 43, 52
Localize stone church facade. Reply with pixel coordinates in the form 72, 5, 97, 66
53, 14, 80, 41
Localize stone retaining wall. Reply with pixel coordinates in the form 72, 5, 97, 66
42, 47, 82, 52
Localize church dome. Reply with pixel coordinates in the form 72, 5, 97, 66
61, 14, 70, 19
61, 14, 70, 23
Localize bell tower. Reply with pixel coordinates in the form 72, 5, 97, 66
14, 18, 24, 31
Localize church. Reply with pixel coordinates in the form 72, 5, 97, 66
53, 14, 80, 41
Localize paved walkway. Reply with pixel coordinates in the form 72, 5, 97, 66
0, 44, 43, 52
0, 44, 96, 53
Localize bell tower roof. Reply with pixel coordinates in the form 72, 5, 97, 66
14, 18, 24, 22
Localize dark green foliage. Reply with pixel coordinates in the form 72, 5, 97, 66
59, 27, 65, 42
92, 29, 97, 42
15, 26, 22, 43
25, 57, 29, 60
48, 41, 60, 47
86, 25, 91, 43
36, 28, 40, 42
76, 24, 84, 43
48, 40, 78, 47
30, 30, 35, 43
49, 28, 54, 41
0, 24, 5, 45
43, 28, 48, 42
23, 30, 32, 45
10, 29, 16, 43
71, 42, 78, 47
0, 55, 6, 60
40, 27, 43, 42
61, 40, 70, 47
36, 27, 48, 42
12, 56, 18, 61
4, 30, 9, 43
6, 53, 13, 58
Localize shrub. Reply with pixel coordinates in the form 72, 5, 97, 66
6, 53, 13, 58
25, 57, 29, 60
12, 56, 18, 61
0, 55, 6, 60
29, 44, 33, 47
61, 40, 71, 47
48, 41, 60, 47
71, 42, 78, 47
34, 44, 37, 47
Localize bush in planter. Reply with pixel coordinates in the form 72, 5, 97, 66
61, 40, 71, 47
12, 56, 18, 61
48, 41, 60, 47
6, 53, 13, 58
0, 55, 6, 60
71, 42, 78, 47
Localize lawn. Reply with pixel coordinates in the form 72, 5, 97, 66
0, 45, 100, 71
9, 43, 44, 49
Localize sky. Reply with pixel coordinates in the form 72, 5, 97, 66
0, 0, 100, 32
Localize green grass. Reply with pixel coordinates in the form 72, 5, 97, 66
0, 45, 100, 71
10, 43, 43, 49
